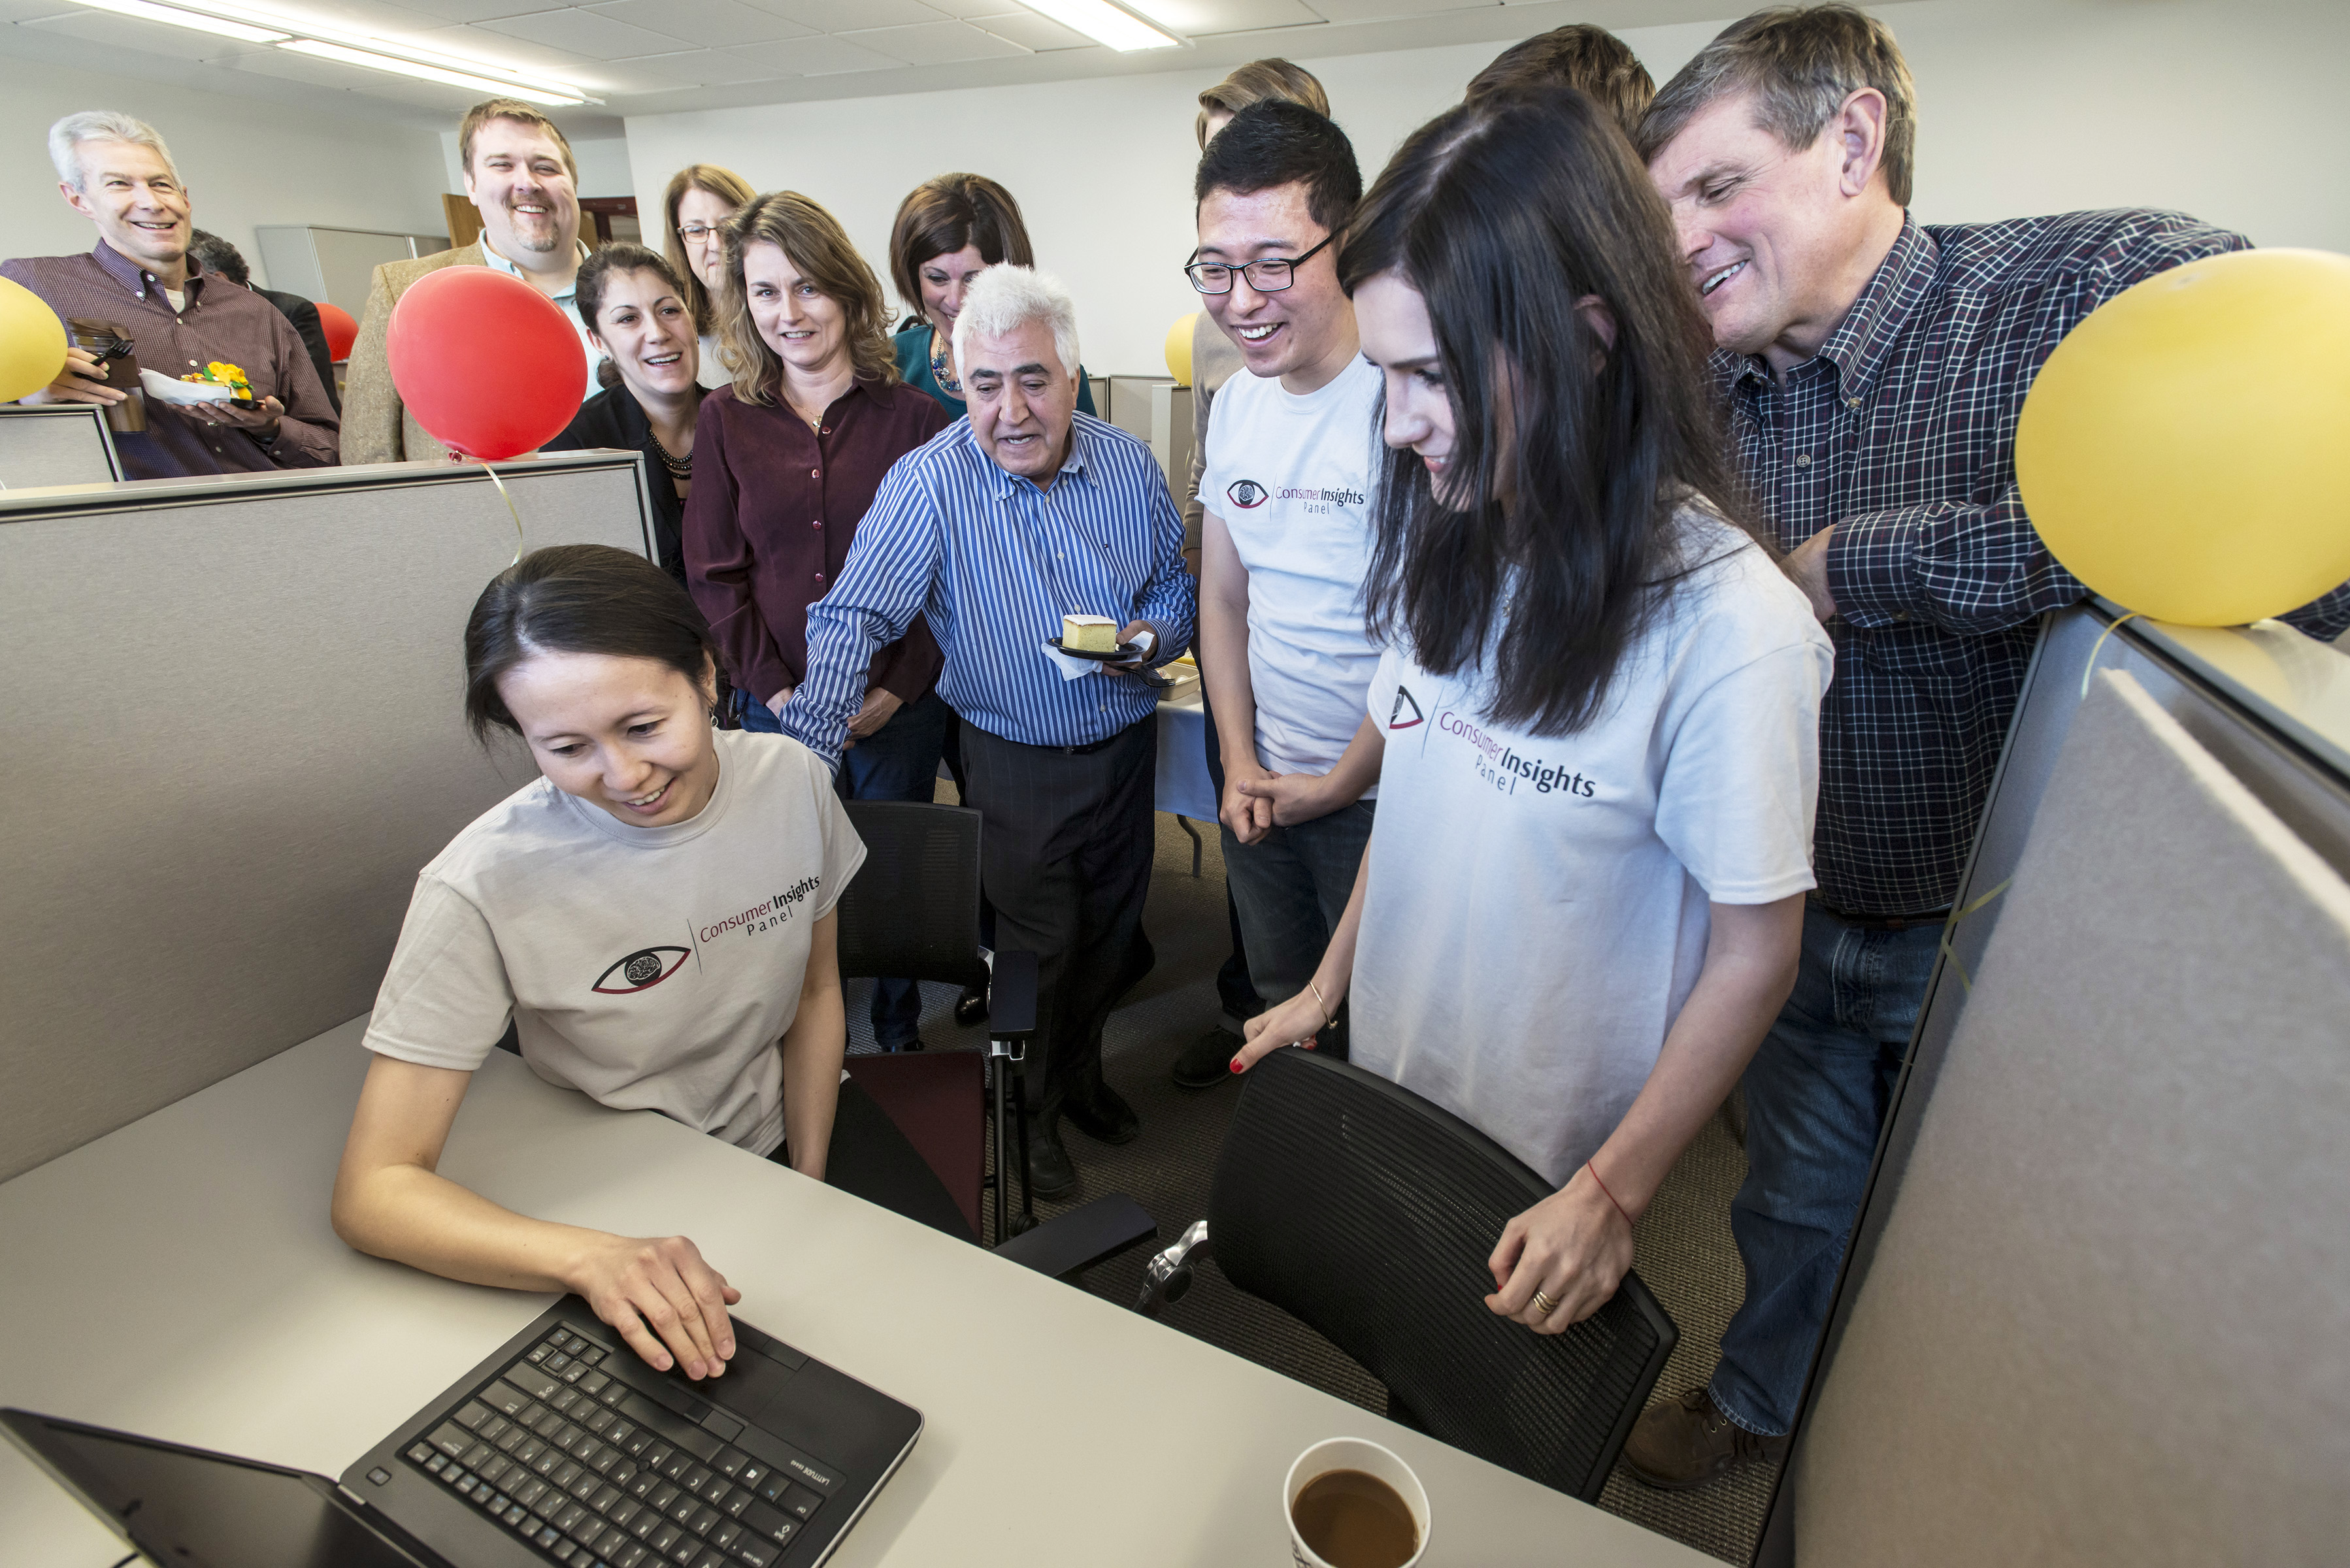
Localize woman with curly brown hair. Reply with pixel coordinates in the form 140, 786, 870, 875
684, 191, 953, 1051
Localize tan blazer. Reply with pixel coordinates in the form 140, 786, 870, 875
340, 242, 484, 466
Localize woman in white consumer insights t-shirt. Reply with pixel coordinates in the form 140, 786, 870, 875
333, 545, 965, 1382
1232, 91, 1834, 1334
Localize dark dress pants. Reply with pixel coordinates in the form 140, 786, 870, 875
954, 715, 1158, 1120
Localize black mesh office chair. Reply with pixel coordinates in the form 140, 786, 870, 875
1134, 1046, 1678, 1502
835, 800, 1156, 1276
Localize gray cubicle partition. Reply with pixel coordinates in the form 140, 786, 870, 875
0, 454, 654, 1181
1759, 606, 2350, 1564
0, 404, 123, 489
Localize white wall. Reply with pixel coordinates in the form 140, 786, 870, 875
623, 0, 2349, 378
0, 54, 448, 291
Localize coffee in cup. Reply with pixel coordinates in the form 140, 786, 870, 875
1284, 1437, 1430, 1568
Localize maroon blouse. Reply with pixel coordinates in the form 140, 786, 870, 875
685, 376, 951, 708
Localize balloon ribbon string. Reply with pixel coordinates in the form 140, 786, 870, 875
2079, 610, 2145, 698
1937, 877, 2013, 994
478, 459, 524, 566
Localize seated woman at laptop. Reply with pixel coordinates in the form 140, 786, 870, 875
333, 544, 965, 1383
1231, 90, 1831, 1335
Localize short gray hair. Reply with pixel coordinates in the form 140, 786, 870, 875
1637, 4, 1916, 206
952, 265, 1081, 385
49, 110, 180, 192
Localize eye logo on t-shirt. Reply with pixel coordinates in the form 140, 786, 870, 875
1388, 685, 1425, 729
1225, 479, 1268, 510
592, 945, 691, 995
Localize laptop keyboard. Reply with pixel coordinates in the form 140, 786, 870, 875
401, 1326, 841, 1568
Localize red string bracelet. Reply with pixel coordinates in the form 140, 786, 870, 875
1586, 1160, 1631, 1227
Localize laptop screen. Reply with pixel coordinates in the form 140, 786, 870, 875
3, 1413, 432, 1568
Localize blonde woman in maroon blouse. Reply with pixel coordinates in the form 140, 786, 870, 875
685, 191, 950, 1051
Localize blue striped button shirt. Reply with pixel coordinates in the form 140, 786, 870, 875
782, 413, 1198, 764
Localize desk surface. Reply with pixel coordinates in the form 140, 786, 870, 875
0, 1021, 1710, 1567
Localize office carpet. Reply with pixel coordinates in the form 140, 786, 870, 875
846, 809, 1778, 1565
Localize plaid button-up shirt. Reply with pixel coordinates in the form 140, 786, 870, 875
1725, 210, 2350, 915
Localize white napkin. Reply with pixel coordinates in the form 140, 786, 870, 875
1040, 642, 1099, 681
140, 368, 236, 406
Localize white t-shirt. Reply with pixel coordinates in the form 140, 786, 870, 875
1197, 355, 1383, 790
1351, 512, 1834, 1186
363, 729, 864, 1158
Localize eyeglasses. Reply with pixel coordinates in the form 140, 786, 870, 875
1184, 233, 1335, 295
678, 223, 718, 242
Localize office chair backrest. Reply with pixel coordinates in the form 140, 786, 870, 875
1208, 1048, 1678, 1503
835, 800, 991, 992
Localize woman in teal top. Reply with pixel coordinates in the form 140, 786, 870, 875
886, 172, 1097, 419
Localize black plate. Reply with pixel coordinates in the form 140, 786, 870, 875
1048, 637, 1144, 662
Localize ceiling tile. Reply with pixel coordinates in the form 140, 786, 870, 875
347, 0, 550, 21
406, 20, 602, 70
740, 0, 946, 31
1294, 0, 1492, 20
220, 38, 486, 104
1138, 0, 1325, 33
725, 31, 907, 74
18, 11, 249, 63
965, 10, 1091, 50
836, 18, 1024, 65
608, 46, 791, 85
584, 0, 808, 48
476, 7, 690, 58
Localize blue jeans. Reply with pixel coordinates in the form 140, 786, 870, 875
736, 687, 952, 1048
1221, 799, 1376, 1058
1708, 904, 1942, 1435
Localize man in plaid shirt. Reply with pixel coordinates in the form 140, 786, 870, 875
1623, 5, 2350, 1490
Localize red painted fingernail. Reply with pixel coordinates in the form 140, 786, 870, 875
1229, 1058, 1242, 1073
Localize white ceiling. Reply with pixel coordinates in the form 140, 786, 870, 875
0, 0, 1734, 135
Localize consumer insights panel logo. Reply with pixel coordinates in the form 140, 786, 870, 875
592, 946, 691, 994
1225, 479, 1268, 509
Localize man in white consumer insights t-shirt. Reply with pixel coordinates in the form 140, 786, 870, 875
1183, 102, 1383, 1087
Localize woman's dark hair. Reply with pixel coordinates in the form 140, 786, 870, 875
887, 173, 1033, 320
464, 545, 723, 742
1337, 87, 1760, 738
1193, 100, 1361, 237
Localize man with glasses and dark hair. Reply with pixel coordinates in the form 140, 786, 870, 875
1174, 101, 1381, 1089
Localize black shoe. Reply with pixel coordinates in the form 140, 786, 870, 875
1062, 1079, 1139, 1145
876, 1036, 924, 1053
1024, 1113, 1077, 1200
1172, 1027, 1241, 1090
954, 983, 988, 1028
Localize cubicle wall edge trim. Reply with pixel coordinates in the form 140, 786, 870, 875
0, 452, 652, 553
1746, 608, 2063, 1568
0, 403, 125, 483
2111, 611, 2350, 789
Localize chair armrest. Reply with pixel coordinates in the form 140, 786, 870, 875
988, 949, 1038, 1041
992, 1192, 1154, 1280
1133, 1218, 1210, 1317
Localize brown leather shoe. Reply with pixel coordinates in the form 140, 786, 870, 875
1622, 1387, 1789, 1490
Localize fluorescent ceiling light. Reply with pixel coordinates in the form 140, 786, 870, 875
279, 39, 586, 105
1018, 0, 1181, 51
66, 0, 288, 44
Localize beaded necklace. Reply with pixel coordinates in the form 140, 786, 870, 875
927, 327, 962, 397
648, 427, 691, 482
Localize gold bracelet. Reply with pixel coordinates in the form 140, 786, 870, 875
1308, 980, 1335, 1030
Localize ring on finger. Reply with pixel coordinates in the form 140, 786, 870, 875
1531, 1289, 1560, 1317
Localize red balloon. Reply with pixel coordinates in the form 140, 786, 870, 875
316, 299, 358, 363
384, 266, 585, 461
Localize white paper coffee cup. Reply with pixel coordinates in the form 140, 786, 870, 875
1284, 1437, 1431, 1568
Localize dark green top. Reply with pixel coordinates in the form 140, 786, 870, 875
891, 323, 1097, 420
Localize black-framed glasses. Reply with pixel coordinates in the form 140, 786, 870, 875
678, 222, 718, 242
1184, 233, 1335, 295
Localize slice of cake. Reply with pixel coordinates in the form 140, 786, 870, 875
1062, 613, 1119, 652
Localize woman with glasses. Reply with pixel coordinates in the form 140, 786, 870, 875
660, 163, 755, 390
686, 191, 952, 1053
545, 246, 704, 589
885, 172, 1097, 419
1231, 90, 1832, 1340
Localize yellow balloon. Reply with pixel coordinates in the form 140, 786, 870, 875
2015, 248, 2350, 627
1165, 312, 1197, 386
0, 277, 67, 404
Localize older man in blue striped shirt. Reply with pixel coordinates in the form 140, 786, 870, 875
784, 266, 1197, 1198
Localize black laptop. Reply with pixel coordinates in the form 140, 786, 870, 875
2, 1295, 921, 1568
